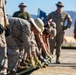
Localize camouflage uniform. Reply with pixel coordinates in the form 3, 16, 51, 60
0, 0, 9, 75
22, 23, 39, 61
7, 17, 31, 71
6, 36, 19, 72
46, 11, 72, 56
31, 32, 37, 52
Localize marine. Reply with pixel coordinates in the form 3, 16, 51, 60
45, 1, 72, 64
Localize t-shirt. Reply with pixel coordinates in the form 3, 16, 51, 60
13, 11, 30, 20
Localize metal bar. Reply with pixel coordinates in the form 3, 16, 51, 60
16, 58, 51, 75
17, 66, 36, 75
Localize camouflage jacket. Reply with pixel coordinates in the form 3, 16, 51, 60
46, 10, 72, 33
8, 17, 31, 51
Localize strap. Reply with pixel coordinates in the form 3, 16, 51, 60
3, 6, 7, 29
0, 0, 7, 28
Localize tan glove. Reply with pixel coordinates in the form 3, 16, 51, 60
34, 57, 42, 67
47, 53, 53, 59
31, 57, 36, 68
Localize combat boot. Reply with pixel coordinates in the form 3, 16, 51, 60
7, 71, 16, 75
56, 55, 60, 64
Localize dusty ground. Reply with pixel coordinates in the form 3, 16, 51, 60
30, 49, 76, 75
30, 67, 76, 75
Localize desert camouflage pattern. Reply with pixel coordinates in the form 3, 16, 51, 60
0, 0, 8, 74
7, 17, 35, 71
46, 11, 72, 56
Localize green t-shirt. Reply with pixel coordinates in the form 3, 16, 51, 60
13, 11, 30, 20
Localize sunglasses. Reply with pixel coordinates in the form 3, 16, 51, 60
57, 5, 63, 8
19, 6, 26, 8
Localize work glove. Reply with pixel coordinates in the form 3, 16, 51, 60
46, 53, 53, 59
30, 57, 36, 68
34, 57, 42, 67
0, 24, 4, 34
5, 26, 11, 37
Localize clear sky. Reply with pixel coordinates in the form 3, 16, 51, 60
5, 0, 76, 15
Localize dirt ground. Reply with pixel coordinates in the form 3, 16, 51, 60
30, 67, 76, 75
30, 49, 76, 75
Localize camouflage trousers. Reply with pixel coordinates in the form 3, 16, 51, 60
50, 31, 64, 56
6, 36, 19, 72
0, 47, 8, 75
13, 38, 25, 63
0, 33, 8, 75
18, 49, 25, 62
19, 49, 28, 62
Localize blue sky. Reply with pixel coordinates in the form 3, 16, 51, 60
5, 0, 76, 15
